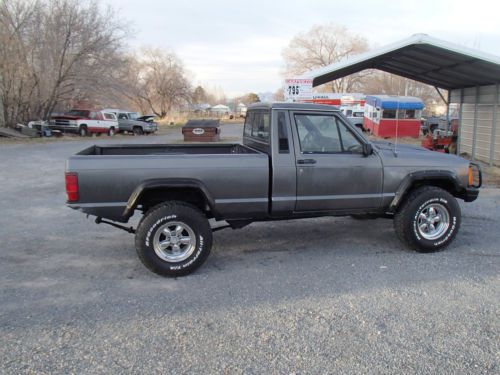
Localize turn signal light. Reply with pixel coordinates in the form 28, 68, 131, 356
65, 173, 79, 202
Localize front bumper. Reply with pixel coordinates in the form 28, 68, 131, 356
144, 124, 158, 133
462, 162, 482, 202
49, 125, 78, 133
463, 187, 480, 202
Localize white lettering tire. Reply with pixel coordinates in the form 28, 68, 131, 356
394, 186, 461, 252
135, 202, 212, 276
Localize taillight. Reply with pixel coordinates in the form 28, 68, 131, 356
65, 172, 79, 202
468, 166, 474, 186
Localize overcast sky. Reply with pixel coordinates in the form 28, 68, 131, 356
107, 0, 500, 96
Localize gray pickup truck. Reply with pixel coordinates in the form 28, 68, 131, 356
103, 109, 158, 135
65, 102, 481, 277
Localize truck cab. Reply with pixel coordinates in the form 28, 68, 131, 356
243, 103, 379, 215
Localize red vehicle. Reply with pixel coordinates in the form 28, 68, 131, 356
363, 95, 423, 138
49, 109, 119, 136
421, 119, 459, 153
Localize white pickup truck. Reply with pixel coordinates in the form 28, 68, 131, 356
49, 109, 119, 136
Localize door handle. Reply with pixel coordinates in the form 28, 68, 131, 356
297, 158, 317, 165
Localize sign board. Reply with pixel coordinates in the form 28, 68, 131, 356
283, 78, 313, 102
192, 128, 205, 135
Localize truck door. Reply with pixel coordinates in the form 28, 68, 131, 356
89, 111, 99, 130
290, 111, 383, 212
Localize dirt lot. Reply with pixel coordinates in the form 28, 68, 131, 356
0, 124, 499, 374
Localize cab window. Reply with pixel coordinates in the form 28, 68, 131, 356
294, 113, 362, 154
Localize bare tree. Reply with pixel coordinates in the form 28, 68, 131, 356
282, 23, 369, 93
134, 49, 192, 118
0, 0, 127, 127
192, 86, 208, 104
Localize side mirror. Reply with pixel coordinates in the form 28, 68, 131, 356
363, 143, 373, 156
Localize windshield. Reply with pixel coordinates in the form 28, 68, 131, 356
128, 112, 139, 120
66, 110, 90, 117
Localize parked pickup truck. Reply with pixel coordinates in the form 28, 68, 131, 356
65, 102, 481, 277
50, 109, 118, 136
102, 109, 158, 135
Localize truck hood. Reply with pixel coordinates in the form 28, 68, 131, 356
372, 140, 428, 153
372, 140, 468, 168
51, 115, 85, 120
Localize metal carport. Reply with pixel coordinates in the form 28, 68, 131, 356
301, 34, 500, 165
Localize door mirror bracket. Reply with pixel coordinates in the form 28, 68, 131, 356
363, 143, 373, 156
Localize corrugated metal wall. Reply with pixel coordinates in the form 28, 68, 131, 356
450, 84, 500, 166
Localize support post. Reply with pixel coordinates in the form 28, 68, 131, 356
457, 89, 464, 155
471, 86, 479, 161
434, 86, 448, 105
446, 90, 450, 132
489, 83, 499, 166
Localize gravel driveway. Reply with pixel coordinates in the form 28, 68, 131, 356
1, 125, 498, 374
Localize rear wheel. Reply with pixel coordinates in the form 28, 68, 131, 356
133, 126, 144, 135
108, 127, 115, 136
79, 125, 88, 137
394, 186, 461, 252
135, 202, 212, 277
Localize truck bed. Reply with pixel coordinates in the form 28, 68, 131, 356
67, 143, 270, 222
77, 143, 258, 156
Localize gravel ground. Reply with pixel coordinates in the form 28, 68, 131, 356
0, 124, 499, 374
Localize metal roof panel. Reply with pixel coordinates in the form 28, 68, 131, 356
302, 34, 500, 90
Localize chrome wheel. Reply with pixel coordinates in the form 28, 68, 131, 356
417, 203, 450, 240
153, 221, 196, 262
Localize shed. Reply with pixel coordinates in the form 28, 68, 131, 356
209, 104, 230, 114
302, 34, 500, 165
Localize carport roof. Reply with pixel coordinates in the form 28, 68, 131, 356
302, 34, 500, 90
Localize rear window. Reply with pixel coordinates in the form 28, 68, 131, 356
104, 113, 116, 120
244, 110, 270, 143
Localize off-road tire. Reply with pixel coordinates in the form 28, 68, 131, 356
394, 186, 461, 252
135, 201, 212, 277
133, 126, 144, 135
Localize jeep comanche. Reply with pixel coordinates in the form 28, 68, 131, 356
65, 102, 481, 277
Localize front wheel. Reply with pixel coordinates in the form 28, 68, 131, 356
394, 186, 461, 252
108, 127, 115, 136
79, 126, 88, 137
133, 126, 144, 136
135, 202, 212, 277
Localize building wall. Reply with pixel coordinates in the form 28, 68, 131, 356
450, 84, 500, 166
